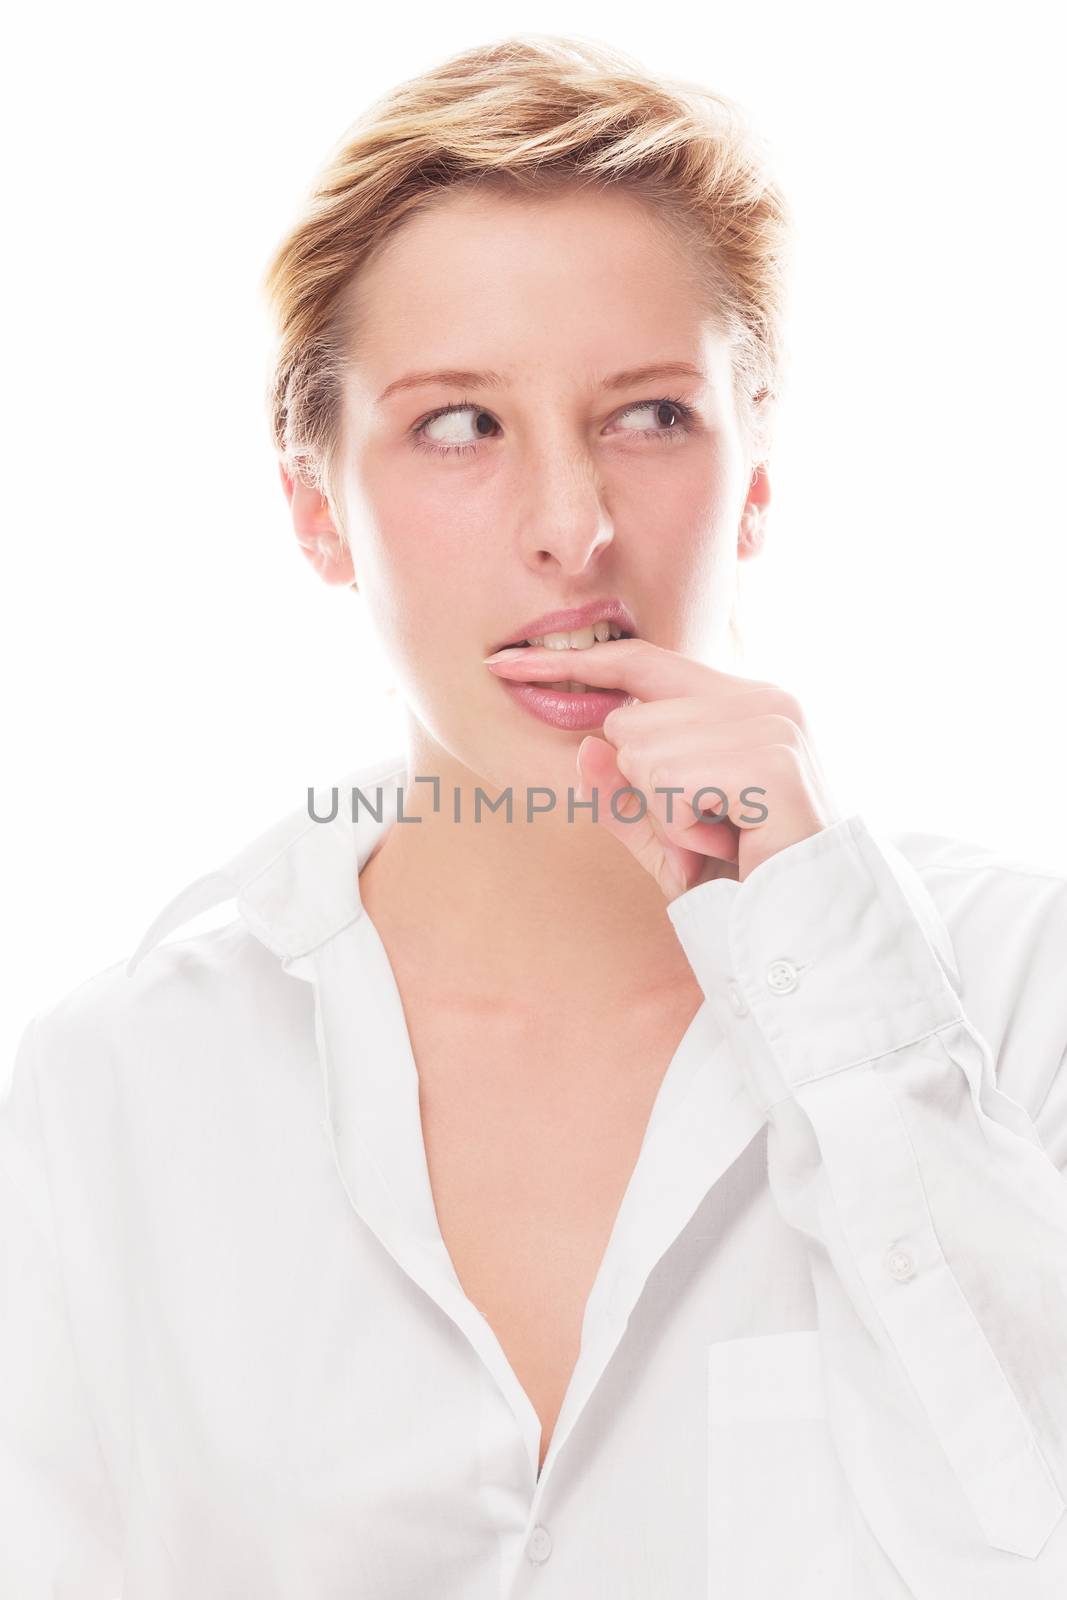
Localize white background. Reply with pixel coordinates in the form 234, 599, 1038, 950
4, 1, 1065, 1065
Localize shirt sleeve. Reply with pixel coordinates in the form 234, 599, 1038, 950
0, 1016, 123, 1596
666, 814, 1067, 1564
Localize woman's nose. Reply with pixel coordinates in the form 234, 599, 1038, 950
515, 445, 615, 573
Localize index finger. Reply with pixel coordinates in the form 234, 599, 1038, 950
481, 636, 758, 701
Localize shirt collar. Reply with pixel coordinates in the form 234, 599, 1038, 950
125, 748, 408, 977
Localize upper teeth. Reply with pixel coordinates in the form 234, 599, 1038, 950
526, 621, 626, 649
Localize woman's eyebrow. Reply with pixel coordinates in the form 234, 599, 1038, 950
376, 360, 708, 405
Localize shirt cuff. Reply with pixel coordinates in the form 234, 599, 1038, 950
665, 813, 965, 1112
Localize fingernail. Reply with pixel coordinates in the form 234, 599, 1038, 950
482, 647, 528, 663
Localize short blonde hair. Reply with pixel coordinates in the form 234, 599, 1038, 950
261, 32, 791, 543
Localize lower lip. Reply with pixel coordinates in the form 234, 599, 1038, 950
499, 677, 633, 730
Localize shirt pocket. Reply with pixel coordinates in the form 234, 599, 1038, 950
707, 1330, 856, 1599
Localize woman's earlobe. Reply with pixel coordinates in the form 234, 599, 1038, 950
737, 504, 767, 560
299, 535, 357, 587
738, 462, 771, 560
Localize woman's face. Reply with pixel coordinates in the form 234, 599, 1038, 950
288, 183, 770, 793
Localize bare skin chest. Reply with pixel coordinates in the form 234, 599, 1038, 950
406, 984, 704, 1476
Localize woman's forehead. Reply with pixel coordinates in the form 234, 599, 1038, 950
357, 183, 701, 303
347, 194, 725, 381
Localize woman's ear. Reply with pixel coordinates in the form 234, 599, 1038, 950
737, 462, 771, 561
278, 461, 357, 588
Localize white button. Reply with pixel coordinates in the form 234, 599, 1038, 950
526, 1525, 553, 1564
886, 1246, 916, 1282
766, 959, 800, 995
727, 981, 749, 1018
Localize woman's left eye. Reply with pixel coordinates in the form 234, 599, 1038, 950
410, 396, 697, 456
613, 398, 695, 438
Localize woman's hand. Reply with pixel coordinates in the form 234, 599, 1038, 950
483, 638, 841, 900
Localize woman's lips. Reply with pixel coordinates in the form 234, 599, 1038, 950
484, 634, 638, 730
496, 676, 633, 732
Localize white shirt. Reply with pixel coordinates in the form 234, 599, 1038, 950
3, 745, 1067, 1598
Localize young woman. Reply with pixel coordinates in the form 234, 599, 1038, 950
4, 32, 1067, 1600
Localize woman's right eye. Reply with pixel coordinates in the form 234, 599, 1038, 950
412, 402, 500, 457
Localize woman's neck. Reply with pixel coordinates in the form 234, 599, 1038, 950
356, 753, 732, 1009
